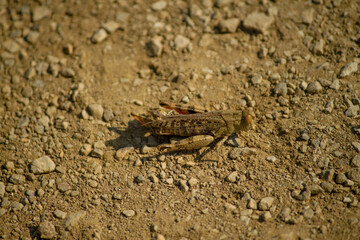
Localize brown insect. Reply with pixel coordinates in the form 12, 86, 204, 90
131, 102, 253, 166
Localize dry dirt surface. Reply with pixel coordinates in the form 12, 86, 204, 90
1, 0, 360, 239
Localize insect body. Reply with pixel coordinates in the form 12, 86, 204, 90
131, 102, 253, 157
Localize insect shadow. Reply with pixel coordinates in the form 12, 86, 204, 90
106, 119, 229, 164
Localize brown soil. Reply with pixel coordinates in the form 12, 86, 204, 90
1, 0, 360, 239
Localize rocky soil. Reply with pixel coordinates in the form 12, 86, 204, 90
1, 0, 360, 239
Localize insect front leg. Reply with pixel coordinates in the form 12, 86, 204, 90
158, 135, 214, 151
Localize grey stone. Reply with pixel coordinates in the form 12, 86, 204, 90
3, 40, 20, 53
10, 201, 24, 211
224, 202, 237, 212
301, 8, 315, 25
32, 5, 52, 21
226, 171, 238, 183
351, 155, 360, 167
279, 207, 291, 222
174, 35, 190, 50
54, 209, 67, 219
87, 104, 104, 119
338, 62, 358, 78
179, 180, 189, 192
303, 207, 314, 219
26, 31, 40, 43
91, 28, 108, 43
122, 210, 135, 217
247, 198, 257, 210
324, 100, 334, 113
3, 161, 14, 170
9, 174, 26, 184
266, 156, 277, 163
218, 18, 240, 33
151, 1, 167, 11
88, 180, 98, 188
63, 211, 86, 227
320, 181, 333, 193
102, 21, 119, 33
57, 182, 71, 192
134, 175, 145, 184
60, 68, 75, 78
116, 11, 129, 22
103, 108, 114, 122
228, 147, 257, 159
0, 182, 5, 197
17, 117, 30, 128
260, 211, 272, 221
115, 146, 134, 160
145, 37, 163, 57
306, 81, 323, 94
188, 177, 198, 188
335, 173, 347, 184
345, 105, 359, 117
258, 197, 274, 211
240, 216, 250, 225
352, 142, 360, 152
274, 82, 287, 96
320, 169, 334, 181
347, 168, 360, 182
310, 39, 325, 55
31, 156, 56, 174
38, 221, 56, 239
243, 12, 274, 34
214, 0, 232, 8
90, 148, 103, 158
307, 184, 322, 195
21, 86, 33, 98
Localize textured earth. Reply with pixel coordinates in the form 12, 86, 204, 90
1, 0, 360, 239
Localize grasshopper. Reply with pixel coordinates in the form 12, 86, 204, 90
131, 102, 253, 166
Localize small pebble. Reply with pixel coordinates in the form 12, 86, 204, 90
218, 18, 240, 33
26, 31, 40, 43
31, 156, 56, 174
174, 35, 190, 50
32, 6, 51, 21
243, 12, 274, 34
179, 180, 189, 192
303, 207, 314, 219
87, 104, 104, 119
91, 29, 108, 43
352, 142, 360, 152
145, 37, 163, 57
306, 81, 323, 94
38, 221, 56, 239
151, 1, 167, 11
266, 156, 277, 163
54, 209, 67, 219
335, 173, 347, 184
273, 82, 287, 96
260, 211, 272, 221
63, 211, 86, 227
60, 68, 75, 78
351, 155, 360, 167
102, 21, 119, 33
226, 171, 238, 183
134, 175, 145, 184
338, 62, 358, 78
9, 174, 26, 184
247, 198, 257, 210
122, 210, 135, 217
258, 197, 274, 211
345, 105, 359, 117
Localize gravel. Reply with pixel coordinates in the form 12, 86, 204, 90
30, 156, 56, 174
